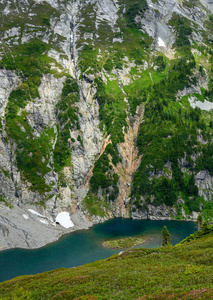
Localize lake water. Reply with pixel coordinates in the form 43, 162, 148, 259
0, 218, 196, 282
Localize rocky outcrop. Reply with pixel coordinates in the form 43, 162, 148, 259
0, 70, 21, 205
0, 70, 20, 117
0, 203, 92, 250
195, 170, 213, 201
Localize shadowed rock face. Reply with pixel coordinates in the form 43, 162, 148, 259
0, 0, 213, 249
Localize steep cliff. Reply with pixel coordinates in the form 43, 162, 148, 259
0, 0, 213, 249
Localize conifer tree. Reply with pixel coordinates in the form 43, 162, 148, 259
202, 221, 208, 233
197, 214, 203, 231
162, 226, 171, 247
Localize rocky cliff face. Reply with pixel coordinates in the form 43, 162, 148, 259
0, 0, 213, 249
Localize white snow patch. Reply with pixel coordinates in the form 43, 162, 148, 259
158, 37, 166, 48
23, 214, 29, 220
28, 209, 44, 218
56, 212, 74, 229
38, 218, 49, 225
189, 97, 213, 111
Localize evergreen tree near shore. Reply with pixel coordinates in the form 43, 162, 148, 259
162, 226, 171, 247
197, 214, 203, 231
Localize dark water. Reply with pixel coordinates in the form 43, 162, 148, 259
0, 219, 196, 282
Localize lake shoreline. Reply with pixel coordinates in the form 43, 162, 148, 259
0, 203, 197, 252
0, 204, 93, 252
0, 218, 197, 283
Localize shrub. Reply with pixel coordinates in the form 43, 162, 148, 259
103, 59, 113, 72
125, 1, 148, 29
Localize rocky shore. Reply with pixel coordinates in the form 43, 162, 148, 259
0, 204, 92, 251
0, 202, 199, 251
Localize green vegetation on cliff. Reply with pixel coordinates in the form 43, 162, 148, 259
75, 0, 213, 219
54, 77, 80, 171
1, 39, 55, 196
131, 50, 213, 215
87, 37, 213, 217
0, 0, 213, 219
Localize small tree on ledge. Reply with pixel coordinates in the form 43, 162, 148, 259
162, 226, 171, 247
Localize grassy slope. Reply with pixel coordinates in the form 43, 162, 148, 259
1, 230, 213, 299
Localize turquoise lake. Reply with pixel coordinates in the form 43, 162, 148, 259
0, 218, 196, 282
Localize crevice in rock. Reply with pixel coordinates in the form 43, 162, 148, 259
0, 133, 20, 202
